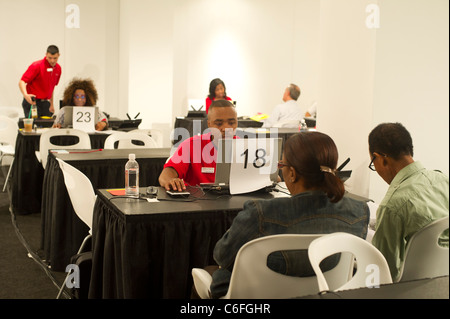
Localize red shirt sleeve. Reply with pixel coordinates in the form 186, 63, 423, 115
164, 134, 217, 186
21, 61, 40, 84
164, 138, 192, 179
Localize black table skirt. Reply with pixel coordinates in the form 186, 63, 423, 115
89, 192, 240, 299
41, 153, 167, 271
11, 132, 108, 215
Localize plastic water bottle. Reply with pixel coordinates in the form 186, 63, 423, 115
125, 153, 139, 197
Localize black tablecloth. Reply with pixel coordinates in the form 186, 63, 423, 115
41, 149, 170, 271
10, 131, 108, 215
300, 275, 449, 299
89, 188, 274, 299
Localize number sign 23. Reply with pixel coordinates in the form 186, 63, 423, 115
73, 107, 95, 132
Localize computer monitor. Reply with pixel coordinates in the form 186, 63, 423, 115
187, 99, 206, 118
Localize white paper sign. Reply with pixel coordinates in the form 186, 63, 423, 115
72, 107, 95, 132
229, 138, 279, 195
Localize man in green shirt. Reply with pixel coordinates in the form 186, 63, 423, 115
368, 122, 449, 282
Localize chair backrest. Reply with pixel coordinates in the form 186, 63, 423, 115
0, 115, 19, 150
308, 232, 392, 293
0, 107, 21, 123
56, 158, 96, 232
39, 128, 91, 169
104, 131, 158, 149
224, 234, 355, 299
129, 129, 164, 148
398, 216, 449, 282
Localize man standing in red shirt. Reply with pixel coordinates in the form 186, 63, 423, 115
19, 45, 62, 117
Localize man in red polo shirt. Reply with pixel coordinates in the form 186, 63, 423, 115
19, 45, 62, 117
159, 100, 238, 191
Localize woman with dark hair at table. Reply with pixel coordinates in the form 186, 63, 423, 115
205, 131, 370, 299
53, 77, 108, 131
205, 78, 233, 114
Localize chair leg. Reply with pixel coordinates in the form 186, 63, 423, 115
56, 272, 72, 299
56, 234, 92, 299
2, 157, 14, 192
77, 234, 92, 255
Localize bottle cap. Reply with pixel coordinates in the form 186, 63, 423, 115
129, 153, 136, 160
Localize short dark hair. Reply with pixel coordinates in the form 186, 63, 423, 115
368, 122, 414, 159
47, 45, 59, 55
284, 132, 345, 203
208, 78, 227, 100
207, 99, 235, 116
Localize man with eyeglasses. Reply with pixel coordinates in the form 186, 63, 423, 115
19, 45, 62, 117
368, 122, 448, 282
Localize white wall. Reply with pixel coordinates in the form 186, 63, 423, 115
0, 0, 119, 115
122, 0, 320, 145
316, 0, 377, 198
369, 0, 449, 202
171, 0, 319, 118
0, 0, 448, 200
63, 0, 120, 115
0, 0, 64, 110
119, 0, 175, 129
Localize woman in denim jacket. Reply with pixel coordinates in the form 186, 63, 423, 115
209, 131, 370, 298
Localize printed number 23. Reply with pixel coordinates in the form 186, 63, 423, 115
241, 148, 266, 169
76, 111, 92, 123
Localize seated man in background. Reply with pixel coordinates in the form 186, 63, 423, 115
262, 83, 303, 128
368, 122, 449, 282
159, 100, 238, 191
53, 77, 108, 131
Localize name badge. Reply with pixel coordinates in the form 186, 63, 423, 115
47, 68, 53, 72
201, 167, 215, 174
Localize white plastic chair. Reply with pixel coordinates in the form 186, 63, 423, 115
0, 115, 19, 191
0, 106, 21, 123
308, 232, 392, 293
35, 128, 91, 169
129, 129, 164, 148
103, 131, 158, 149
192, 234, 355, 299
55, 158, 97, 299
397, 216, 449, 282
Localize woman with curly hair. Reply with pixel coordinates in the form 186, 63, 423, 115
53, 78, 108, 130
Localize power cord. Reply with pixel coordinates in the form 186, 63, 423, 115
9, 204, 71, 299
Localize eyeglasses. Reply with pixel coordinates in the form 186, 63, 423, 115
368, 155, 377, 171
369, 153, 387, 171
277, 161, 290, 169
74, 95, 86, 99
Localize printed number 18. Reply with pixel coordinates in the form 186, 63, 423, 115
240, 148, 266, 169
